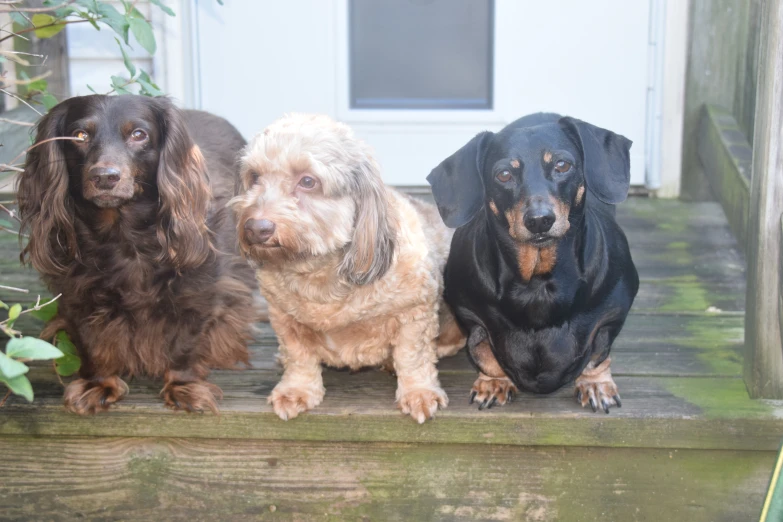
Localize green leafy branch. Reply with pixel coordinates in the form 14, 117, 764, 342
0, 293, 73, 404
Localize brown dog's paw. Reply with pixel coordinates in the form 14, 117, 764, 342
575, 357, 621, 414
64, 376, 129, 415
397, 386, 448, 424
161, 381, 223, 414
470, 374, 517, 410
268, 384, 324, 421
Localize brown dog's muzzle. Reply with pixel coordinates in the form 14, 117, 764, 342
88, 166, 121, 191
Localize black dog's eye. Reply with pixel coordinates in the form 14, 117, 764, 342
554, 160, 572, 173
496, 170, 512, 183
298, 175, 318, 190
130, 129, 148, 142
73, 130, 89, 142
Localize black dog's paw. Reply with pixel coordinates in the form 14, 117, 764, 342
469, 374, 517, 410
574, 357, 621, 414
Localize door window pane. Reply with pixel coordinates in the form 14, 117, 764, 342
349, 0, 494, 110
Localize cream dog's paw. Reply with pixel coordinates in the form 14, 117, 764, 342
268, 384, 324, 421
397, 386, 448, 424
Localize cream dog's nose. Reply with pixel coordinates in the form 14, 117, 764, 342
244, 218, 276, 244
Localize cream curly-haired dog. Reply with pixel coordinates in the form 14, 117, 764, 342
232, 114, 465, 423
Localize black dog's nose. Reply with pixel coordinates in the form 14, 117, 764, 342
89, 167, 121, 190
244, 219, 276, 245
524, 209, 556, 234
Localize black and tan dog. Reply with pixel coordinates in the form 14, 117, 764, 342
427, 113, 639, 413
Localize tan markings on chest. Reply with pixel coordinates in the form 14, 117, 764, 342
96, 208, 120, 234
517, 243, 558, 282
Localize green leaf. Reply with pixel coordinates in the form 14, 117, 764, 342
98, 3, 130, 43
30, 300, 58, 322
111, 76, 132, 95
128, 15, 156, 54
10, 12, 32, 30
41, 94, 58, 110
53, 331, 81, 377
7, 303, 21, 327
31, 14, 67, 39
27, 77, 48, 93
75, 0, 99, 11
55, 331, 77, 356
137, 71, 163, 96
55, 353, 81, 377
149, 0, 175, 17
116, 38, 136, 77
6, 337, 63, 361
0, 350, 29, 379
217, 0, 224, 5
0, 301, 7, 310
0, 373, 33, 402
86, 84, 99, 94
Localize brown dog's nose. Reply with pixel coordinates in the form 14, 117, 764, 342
244, 219, 276, 244
89, 167, 121, 190
524, 209, 556, 234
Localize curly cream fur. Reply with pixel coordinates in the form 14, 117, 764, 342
233, 114, 464, 423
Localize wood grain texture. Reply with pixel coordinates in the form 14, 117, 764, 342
0, 437, 773, 522
744, 0, 783, 399
2, 370, 781, 451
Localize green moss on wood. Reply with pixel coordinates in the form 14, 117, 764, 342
663, 377, 771, 419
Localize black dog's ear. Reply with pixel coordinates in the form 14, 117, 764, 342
426, 131, 492, 228
560, 117, 632, 205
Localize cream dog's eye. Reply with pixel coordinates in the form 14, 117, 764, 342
298, 175, 318, 190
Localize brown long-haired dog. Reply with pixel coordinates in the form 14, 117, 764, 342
232, 114, 465, 423
17, 95, 259, 414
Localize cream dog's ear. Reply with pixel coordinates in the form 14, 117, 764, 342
339, 153, 396, 285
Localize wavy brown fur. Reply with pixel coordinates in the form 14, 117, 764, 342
17, 95, 259, 414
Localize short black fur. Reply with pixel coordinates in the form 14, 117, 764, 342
428, 113, 639, 401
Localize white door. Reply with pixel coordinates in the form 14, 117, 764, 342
192, 0, 651, 186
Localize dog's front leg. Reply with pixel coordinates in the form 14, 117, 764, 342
392, 305, 447, 423
468, 340, 517, 410
267, 315, 325, 421
575, 356, 621, 414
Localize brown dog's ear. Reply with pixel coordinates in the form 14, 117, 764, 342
559, 117, 632, 205
17, 101, 78, 276
153, 97, 212, 271
338, 154, 397, 286
427, 131, 492, 228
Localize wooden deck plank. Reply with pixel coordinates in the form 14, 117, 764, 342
2, 370, 781, 451
0, 437, 772, 522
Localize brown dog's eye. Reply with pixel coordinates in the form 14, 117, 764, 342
554, 160, 572, 173
298, 175, 318, 190
130, 129, 148, 142
250, 171, 260, 184
73, 130, 89, 142
496, 170, 512, 183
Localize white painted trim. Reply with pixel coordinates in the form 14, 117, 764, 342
152, 0, 196, 107
656, 0, 689, 198
645, 0, 666, 190
333, 0, 505, 125
0, 13, 18, 110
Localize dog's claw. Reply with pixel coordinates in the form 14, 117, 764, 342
469, 391, 477, 404
601, 399, 610, 414
613, 394, 622, 408
506, 390, 513, 403
487, 396, 497, 409
589, 397, 597, 412
576, 390, 583, 402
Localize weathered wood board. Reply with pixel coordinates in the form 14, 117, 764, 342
0, 437, 773, 522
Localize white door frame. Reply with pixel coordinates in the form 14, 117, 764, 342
167, 0, 688, 196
